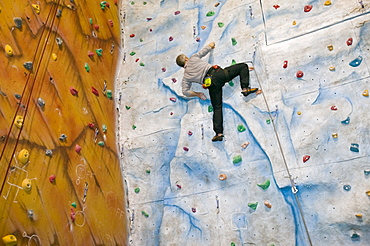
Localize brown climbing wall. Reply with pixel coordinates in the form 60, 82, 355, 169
0, 1, 127, 245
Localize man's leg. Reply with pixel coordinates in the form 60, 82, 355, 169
224, 63, 250, 89
209, 86, 223, 138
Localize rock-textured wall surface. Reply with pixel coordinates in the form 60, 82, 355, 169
118, 0, 370, 245
0, 1, 127, 245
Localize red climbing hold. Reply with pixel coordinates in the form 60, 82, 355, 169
94, 24, 99, 30
303, 155, 310, 163
176, 184, 182, 189
108, 19, 113, 27
183, 147, 189, 151
75, 144, 81, 154
146, 18, 152, 21
170, 97, 176, 102
114, 0, 117, 5
171, 78, 177, 83
105, 2, 110, 7
296, 70, 304, 78
162, 68, 166, 72
331, 105, 337, 111
346, 38, 353, 46
70, 87, 78, 96
130, 34, 135, 38
174, 11, 180, 15
169, 36, 174, 42
92, 87, 99, 96
88, 123, 95, 128
273, 5, 280, 9
49, 175, 56, 183
192, 208, 196, 213
283, 60, 288, 68
88, 51, 94, 57
304, 5, 313, 12
135, 58, 139, 62
149, 28, 153, 32
188, 131, 193, 136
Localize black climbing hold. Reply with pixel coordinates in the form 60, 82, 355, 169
23, 61, 33, 71
14, 17, 22, 29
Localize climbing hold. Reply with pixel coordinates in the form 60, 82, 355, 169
303, 155, 310, 163
59, 134, 67, 141
37, 98, 45, 107
329, 66, 335, 71
70, 87, 78, 96
349, 56, 363, 67
228, 81, 234, 86
45, 149, 53, 156
196, 37, 201, 42
248, 202, 258, 210
134, 188, 140, 193
88, 51, 94, 57
89, 18, 93, 25
346, 38, 353, 46
32, 4, 41, 14
327, 45, 333, 51
231, 243, 236, 246
52, 53, 57, 61
169, 97, 176, 102
56, 37, 63, 46
183, 147, 189, 151
231, 38, 237, 46
94, 24, 99, 30
85, 63, 90, 72
343, 184, 351, 191
14, 115, 24, 128
257, 180, 270, 190
23, 61, 33, 70
2, 235, 17, 246
364, 170, 370, 175
70, 208, 76, 222
273, 5, 280, 9
18, 149, 30, 164
145, 169, 151, 174
283, 60, 288, 68
362, 89, 369, 97
233, 155, 242, 164
169, 36, 173, 42
27, 209, 34, 219
297, 111, 302, 115
5, 45, 13, 56
108, 19, 114, 27
14, 93, 21, 100
49, 175, 56, 183
351, 232, 360, 239
102, 124, 107, 133
215, 2, 220, 7
330, 105, 337, 111
296, 70, 304, 78
206, 11, 215, 16
56, 9, 62, 18
218, 174, 227, 181
292, 21, 297, 25
188, 131, 193, 136
366, 190, 370, 196
22, 179, 32, 191
71, 202, 77, 208
88, 123, 95, 129
350, 143, 359, 152
201, 25, 206, 30
237, 124, 246, 132
191, 208, 196, 213
171, 78, 177, 83
241, 142, 249, 148
96, 48, 103, 56
126, 106, 131, 110
14, 17, 22, 29
332, 133, 338, 138
266, 119, 271, 124
264, 200, 272, 208
98, 141, 105, 146
106, 90, 112, 99
132, 125, 136, 130
141, 211, 149, 218
355, 214, 362, 219
341, 117, 350, 124
130, 34, 135, 38
217, 22, 224, 27
304, 5, 313, 12
100, 1, 108, 9
208, 105, 213, 112
75, 144, 81, 154
174, 11, 180, 15
140, 62, 145, 66
162, 68, 166, 72
324, 0, 332, 5
129, 51, 136, 56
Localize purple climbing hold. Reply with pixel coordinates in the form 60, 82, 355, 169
162, 68, 166, 72
188, 131, 193, 136
171, 78, 177, 83
174, 11, 180, 15
169, 36, 174, 42
183, 147, 189, 151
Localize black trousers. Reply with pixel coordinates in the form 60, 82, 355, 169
207, 63, 250, 135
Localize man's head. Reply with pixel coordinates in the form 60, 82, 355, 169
176, 54, 188, 67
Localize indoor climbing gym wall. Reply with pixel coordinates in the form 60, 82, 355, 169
117, 0, 370, 246
0, 1, 128, 245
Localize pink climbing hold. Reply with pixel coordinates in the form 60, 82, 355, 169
196, 37, 201, 42
273, 5, 280, 9
88, 51, 94, 57
108, 19, 113, 27
183, 146, 189, 151
304, 5, 313, 12
346, 38, 353, 46
70, 87, 78, 96
188, 131, 193, 136
162, 68, 166, 72
170, 97, 176, 102
176, 183, 182, 189
169, 36, 174, 42
171, 78, 177, 83
75, 144, 81, 154
92, 87, 99, 96
70, 208, 76, 222
88, 123, 95, 128
303, 155, 310, 163
296, 70, 304, 78
192, 208, 196, 213
283, 60, 288, 68
174, 11, 180, 15
331, 105, 337, 111
49, 175, 56, 183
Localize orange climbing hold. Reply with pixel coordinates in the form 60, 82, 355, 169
304, 5, 312, 12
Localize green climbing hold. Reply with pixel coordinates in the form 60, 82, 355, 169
231, 243, 236, 246
208, 105, 213, 112
96, 48, 103, 56
131, 1, 135, 5
231, 37, 237, 46
102, 124, 107, 133
266, 119, 271, 124
106, 90, 112, 99
134, 188, 140, 193
218, 22, 224, 27
145, 169, 151, 174
141, 211, 149, 217
98, 141, 105, 146
143, 1, 147, 4
233, 155, 242, 164
71, 202, 77, 208
132, 125, 137, 130
228, 81, 234, 87
237, 124, 246, 132
140, 38, 143, 42
140, 62, 145, 66
89, 18, 93, 25
231, 59, 237, 65
257, 179, 270, 190
85, 63, 90, 72
248, 202, 258, 210
125, 105, 131, 110
206, 11, 215, 16
130, 51, 136, 56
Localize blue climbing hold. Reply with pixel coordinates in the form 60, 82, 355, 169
343, 184, 351, 191
349, 56, 363, 67
341, 117, 350, 125
350, 143, 359, 152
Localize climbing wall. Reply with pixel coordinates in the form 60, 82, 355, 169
0, 1, 128, 245
117, 0, 370, 245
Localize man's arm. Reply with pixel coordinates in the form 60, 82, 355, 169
193, 42, 215, 59
182, 79, 207, 100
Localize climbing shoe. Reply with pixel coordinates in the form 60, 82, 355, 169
241, 88, 258, 97
212, 134, 224, 142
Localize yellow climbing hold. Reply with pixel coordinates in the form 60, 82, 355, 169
52, 53, 57, 61
292, 21, 297, 25
329, 66, 335, 71
332, 133, 338, 138
32, 4, 40, 14
22, 179, 32, 191
5, 45, 13, 56
355, 214, 363, 219
2, 235, 17, 246
297, 111, 302, 115
327, 45, 333, 51
324, 0, 332, 6
366, 190, 370, 196
362, 89, 369, 97
14, 115, 23, 128
18, 149, 30, 164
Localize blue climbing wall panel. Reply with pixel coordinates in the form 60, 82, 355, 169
117, 1, 370, 245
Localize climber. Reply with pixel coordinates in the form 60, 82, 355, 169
176, 42, 258, 142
